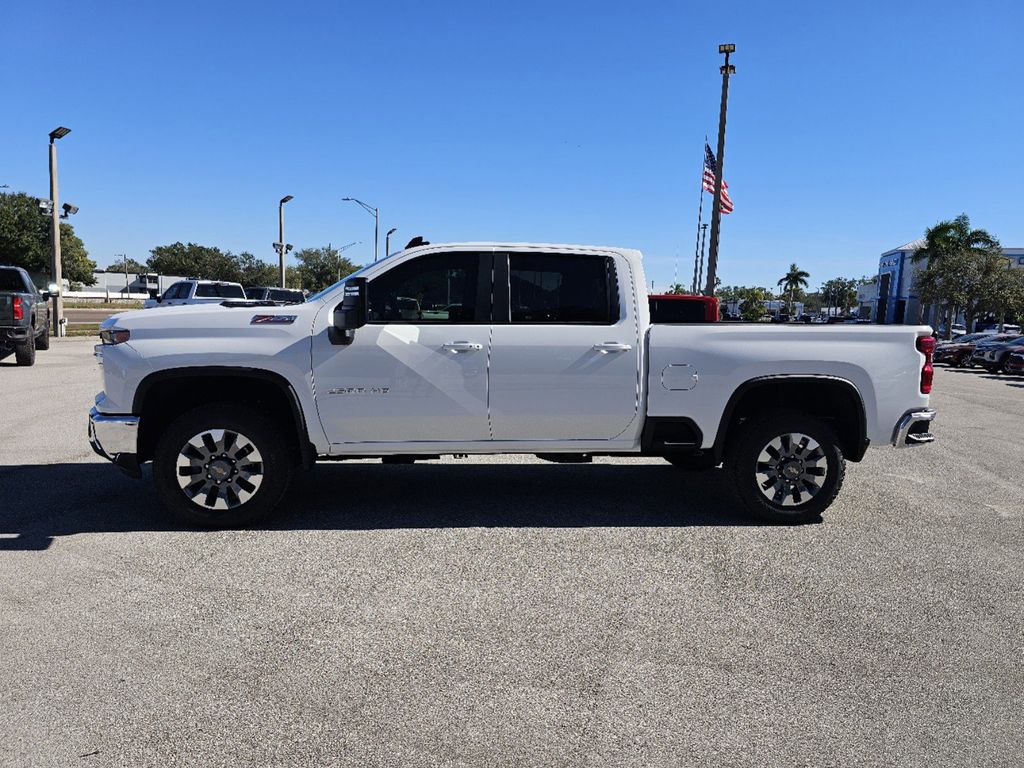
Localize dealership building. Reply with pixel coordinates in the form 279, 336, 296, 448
871, 240, 1024, 325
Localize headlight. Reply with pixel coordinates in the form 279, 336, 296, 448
99, 327, 131, 345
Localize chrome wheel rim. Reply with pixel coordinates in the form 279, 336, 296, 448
755, 432, 828, 507
175, 429, 264, 510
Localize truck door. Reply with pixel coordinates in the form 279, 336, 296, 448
488, 251, 640, 440
311, 251, 493, 445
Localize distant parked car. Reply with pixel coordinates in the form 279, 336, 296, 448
143, 280, 246, 308
971, 335, 1024, 373
243, 286, 306, 304
933, 333, 997, 367
1006, 352, 1024, 376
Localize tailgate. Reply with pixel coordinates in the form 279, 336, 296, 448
0, 293, 15, 325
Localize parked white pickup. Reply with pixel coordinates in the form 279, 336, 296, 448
90, 242, 936, 526
142, 279, 246, 308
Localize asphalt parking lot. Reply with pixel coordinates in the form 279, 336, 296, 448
1, 340, 1022, 767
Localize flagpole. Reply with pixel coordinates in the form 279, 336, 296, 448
691, 138, 707, 293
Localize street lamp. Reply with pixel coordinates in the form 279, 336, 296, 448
273, 195, 294, 288
335, 241, 361, 281
342, 197, 379, 262
48, 126, 70, 336
385, 227, 397, 257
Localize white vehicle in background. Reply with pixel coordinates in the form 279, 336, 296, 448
90, 241, 937, 528
143, 279, 246, 308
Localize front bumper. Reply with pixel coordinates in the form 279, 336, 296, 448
88, 406, 142, 477
891, 408, 937, 448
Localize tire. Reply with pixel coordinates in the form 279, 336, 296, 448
955, 353, 970, 368
14, 333, 35, 366
724, 409, 845, 524
36, 323, 50, 351
153, 403, 295, 527
664, 455, 719, 471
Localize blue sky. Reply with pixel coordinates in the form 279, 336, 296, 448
2, 0, 1021, 291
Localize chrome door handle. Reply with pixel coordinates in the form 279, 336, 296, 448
593, 342, 632, 353
443, 341, 483, 353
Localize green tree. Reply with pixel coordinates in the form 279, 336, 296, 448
293, 246, 361, 293
915, 249, 1017, 335
912, 214, 1003, 336
777, 263, 810, 318
105, 255, 147, 273
147, 242, 243, 282
665, 283, 691, 295
715, 285, 769, 321
819, 277, 858, 317
0, 191, 97, 284
737, 287, 770, 321
235, 252, 279, 286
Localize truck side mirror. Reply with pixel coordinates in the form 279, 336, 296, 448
329, 277, 368, 345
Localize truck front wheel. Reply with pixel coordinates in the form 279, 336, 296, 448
153, 403, 294, 527
36, 323, 50, 351
724, 409, 845, 524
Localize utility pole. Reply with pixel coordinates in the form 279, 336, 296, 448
704, 45, 735, 297
48, 127, 70, 336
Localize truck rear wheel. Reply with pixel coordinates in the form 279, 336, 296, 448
14, 333, 35, 366
153, 403, 294, 527
724, 409, 845, 524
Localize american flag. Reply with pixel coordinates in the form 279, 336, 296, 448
703, 143, 733, 214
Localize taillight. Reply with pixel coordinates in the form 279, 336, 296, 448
12, 296, 23, 321
917, 335, 935, 394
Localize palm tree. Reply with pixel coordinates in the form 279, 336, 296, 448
912, 214, 1002, 335
777, 263, 810, 319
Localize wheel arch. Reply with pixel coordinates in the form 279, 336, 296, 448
133, 367, 314, 466
712, 375, 868, 463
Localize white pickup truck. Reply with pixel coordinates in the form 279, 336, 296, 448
89, 242, 937, 526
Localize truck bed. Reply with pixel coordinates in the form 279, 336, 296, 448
646, 323, 932, 448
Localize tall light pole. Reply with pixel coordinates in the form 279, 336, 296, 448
704, 44, 735, 297
48, 127, 70, 336
335, 241, 361, 281
342, 197, 379, 262
385, 227, 397, 257
274, 195, 294, 288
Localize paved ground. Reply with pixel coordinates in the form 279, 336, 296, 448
1, 340, 1021, 767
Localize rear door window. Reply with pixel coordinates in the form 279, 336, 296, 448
507, 253, 617, 324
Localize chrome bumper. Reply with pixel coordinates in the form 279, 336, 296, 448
891, 408, 937, 448
89, 406, 142, 476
